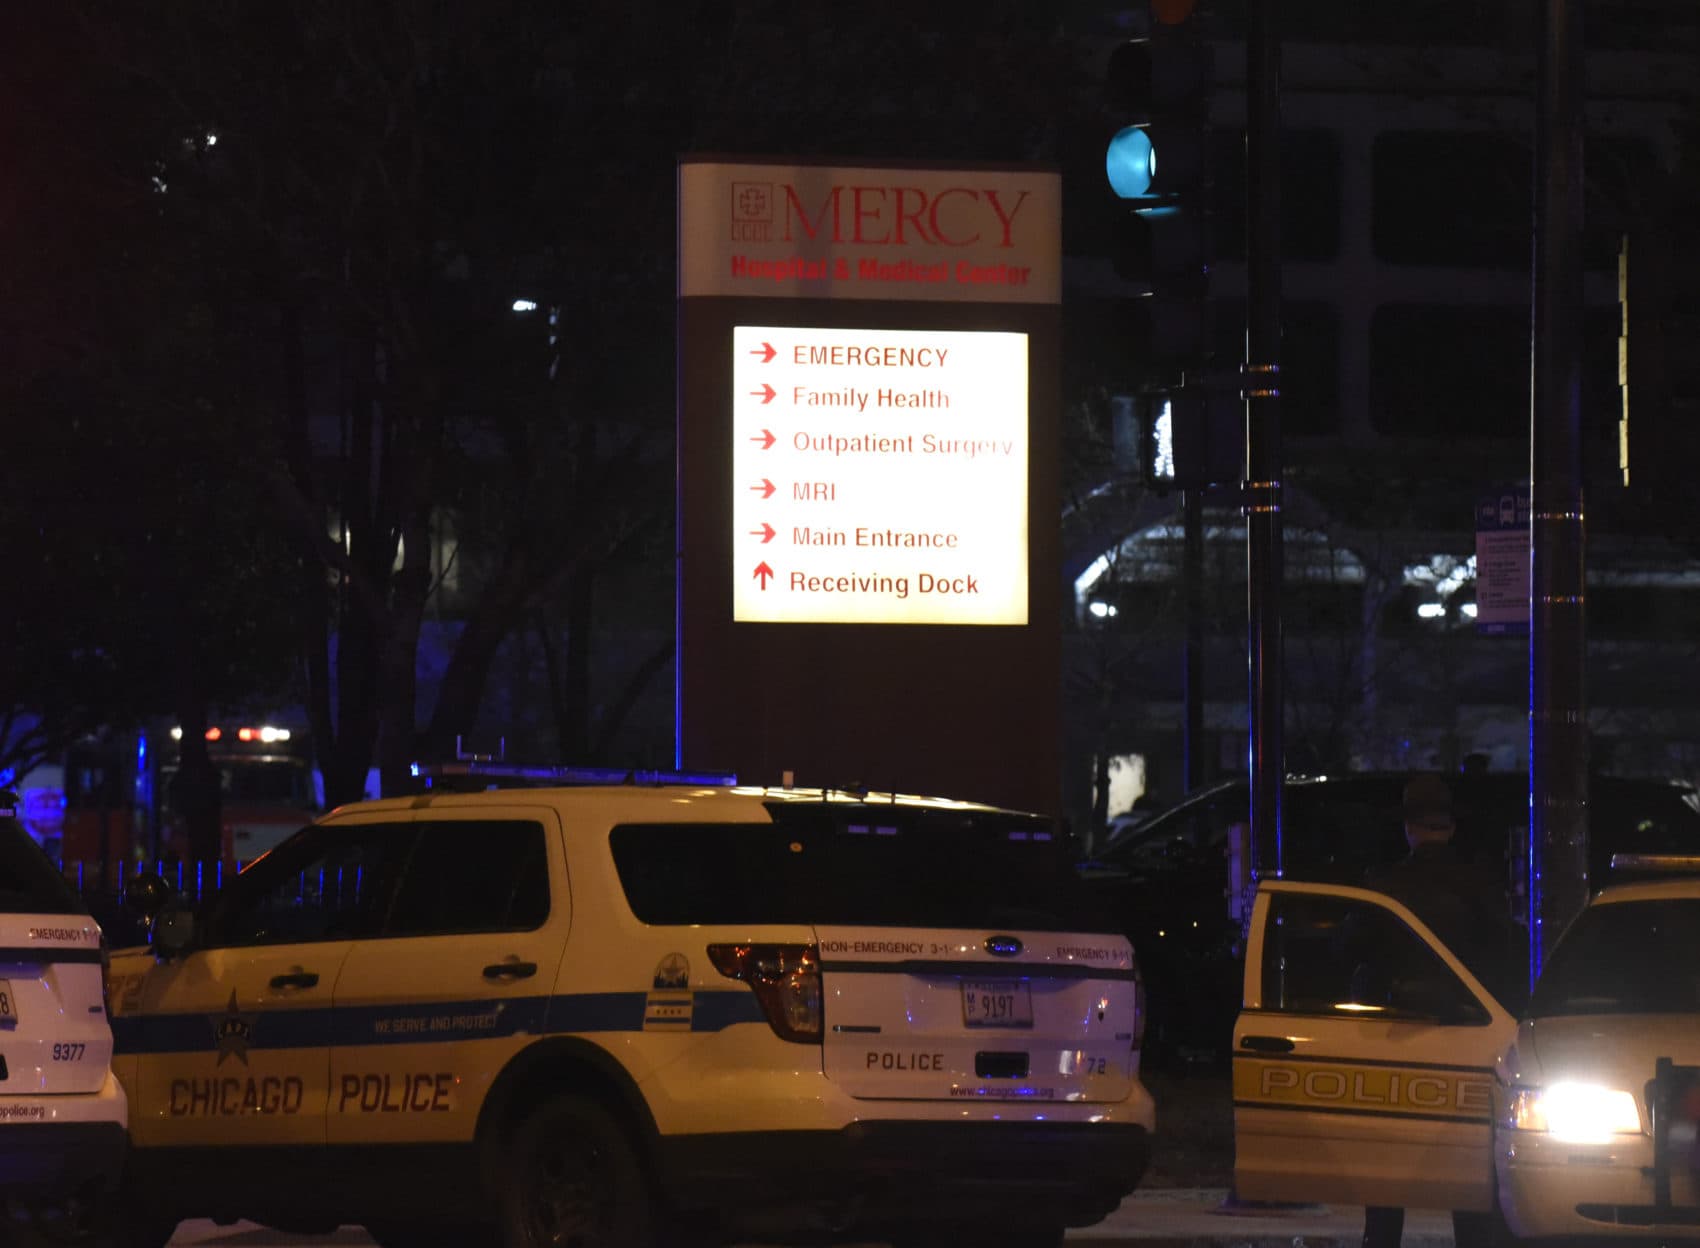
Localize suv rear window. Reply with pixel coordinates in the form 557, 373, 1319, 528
0, 816, 87, 915
611, 804, 1105, 931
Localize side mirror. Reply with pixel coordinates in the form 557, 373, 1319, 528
151, 903, 197, 959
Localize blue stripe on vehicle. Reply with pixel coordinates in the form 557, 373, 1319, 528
112, 1005, 338, 1055
821, 959, 1138, 981
339, 996, 552, 1045
110, 1017, 146, 1054
111, 988, 767, 1055
689, 991, 766, 1031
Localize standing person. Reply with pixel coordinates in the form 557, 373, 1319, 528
1358, 774, 1518, 1248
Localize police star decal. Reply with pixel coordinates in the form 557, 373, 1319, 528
212, 990, 257, 1066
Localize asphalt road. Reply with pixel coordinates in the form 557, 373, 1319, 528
166, 1191, 1458, 1246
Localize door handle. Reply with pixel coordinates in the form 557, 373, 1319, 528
1240, 1034, 1295, 1054
483, 960, 538, 982
269, 971, 320, 990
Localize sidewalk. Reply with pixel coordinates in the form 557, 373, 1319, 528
167, 1197, 1460, 1246
1104, 1070, 1455, 1246
1089, 1188, 1456, 1245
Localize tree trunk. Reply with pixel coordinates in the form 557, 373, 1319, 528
170, 683, 222, 867
419, 563, 531, 766
560, 569, 595, 761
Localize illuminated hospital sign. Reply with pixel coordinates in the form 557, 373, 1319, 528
679, 162, 1061, 304
732, 326, 1029, 625
676, 156, 1061, 812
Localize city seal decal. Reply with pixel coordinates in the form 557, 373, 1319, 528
645, 953, 693, 1032
212, 991, 256, 1066
653, 953, 690, 990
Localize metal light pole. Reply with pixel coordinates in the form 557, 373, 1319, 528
1245, 0, 1283, 881
1528, 0, 1590, 982
1184, 487, 1206, 792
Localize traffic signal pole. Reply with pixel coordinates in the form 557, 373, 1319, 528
1529, 0, 1589, 982
1245, 0, 1284, 881
1183, 487, 1205, 792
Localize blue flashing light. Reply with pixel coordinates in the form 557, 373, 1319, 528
136, 733, 148, 770
1106, 126, 1156, 199
410, 763, 421, 777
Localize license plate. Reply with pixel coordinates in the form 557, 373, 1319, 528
0, 980, 15, 1024
962, 980, 1031, 1027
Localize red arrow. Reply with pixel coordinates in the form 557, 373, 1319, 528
750, 522, 776, 544
749, 478, 775, 499
753, 561, 774, 589
750, 341, 777, 363
751, 383, 776, 404
749, 428, 776, 450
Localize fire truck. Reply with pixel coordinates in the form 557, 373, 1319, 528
51, 720, 320, 873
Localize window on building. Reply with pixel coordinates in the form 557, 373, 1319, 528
1371, 305, 1526, 435
1370, 303, 1620, 437
1374, 130, 1660, 271
1374, 131, 1529, 268
1212, 128, 1342, 263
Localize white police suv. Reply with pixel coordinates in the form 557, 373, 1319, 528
108, 770, 1153, 1248
0, 791, 127, 1244
1495, 856, 1700, 1242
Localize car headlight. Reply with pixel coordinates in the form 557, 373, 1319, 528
1506, 1083, 1643, 1143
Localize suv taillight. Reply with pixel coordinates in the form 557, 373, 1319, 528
707, 942, 822, 1044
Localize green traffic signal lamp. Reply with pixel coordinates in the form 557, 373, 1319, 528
1106, 126, 1157, 199
1105, 124, 1206, 201
1103, 35, 1211, 202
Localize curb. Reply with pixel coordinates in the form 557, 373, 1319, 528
1087, 1188, 1457, 1245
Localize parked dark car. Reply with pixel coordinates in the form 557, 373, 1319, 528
1079, 771, 1700, 1068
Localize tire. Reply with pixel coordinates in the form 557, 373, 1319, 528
500, 1094, 658, 1248
1453, 1208, 1498, 1248
103, 1215, 177, 1248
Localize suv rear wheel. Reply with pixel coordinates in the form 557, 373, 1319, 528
366, 1221, 497, 1248
500, 1094, 657, 1248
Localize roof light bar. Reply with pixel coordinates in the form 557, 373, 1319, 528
408, 761, 738, 787
1608, 853, 1700, 874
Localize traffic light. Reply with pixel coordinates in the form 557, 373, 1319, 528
1139, 381, 1241, 492
1102, 1, 1216, 367
1103, 3, 1213, 292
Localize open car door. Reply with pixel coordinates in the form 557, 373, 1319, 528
1233, 880, 1519, 1213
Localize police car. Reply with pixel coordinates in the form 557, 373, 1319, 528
107, 768, 1153, 1248
1495, 856, 1700, 1242
0, 791, 127, 1244
1230, 878, 1520, 1237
